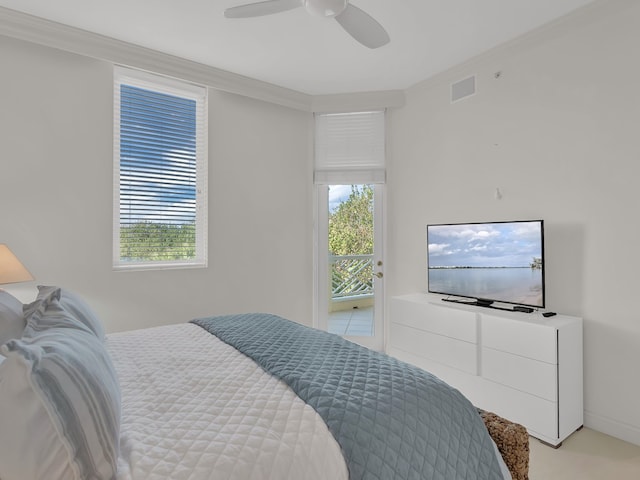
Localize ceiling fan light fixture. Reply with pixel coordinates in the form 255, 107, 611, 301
304, 0, 348, 18
224, 0, 389, 49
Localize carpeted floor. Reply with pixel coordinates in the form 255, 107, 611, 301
529, 428, 640, 479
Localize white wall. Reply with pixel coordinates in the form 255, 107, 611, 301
0, 35, 314, 332
386, 0, 640, 445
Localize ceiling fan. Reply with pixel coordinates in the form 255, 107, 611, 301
224, 0, 390, 49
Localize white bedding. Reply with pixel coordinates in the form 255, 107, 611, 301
107, 323, 348, 480
107, 322, 510, 480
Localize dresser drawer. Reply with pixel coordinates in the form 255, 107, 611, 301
390, 297, 476, 343
482, 347, 557, 401
481, 314, 557, 363
389, 322, 478, 375
476, 380, 559, 442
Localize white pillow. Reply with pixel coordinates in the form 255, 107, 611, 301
26, 286, 105, 340
0, 291, 120, 480
0, 290, 25, 345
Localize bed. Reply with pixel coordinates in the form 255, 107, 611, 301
0, 286, 528, 480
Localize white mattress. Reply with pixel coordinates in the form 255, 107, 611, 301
107, 323, 348, 480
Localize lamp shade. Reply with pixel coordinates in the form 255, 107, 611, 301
0, 244, 33, 284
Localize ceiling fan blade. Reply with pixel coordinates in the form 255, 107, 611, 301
224, 0, 302, 18
335, 4, 390, 49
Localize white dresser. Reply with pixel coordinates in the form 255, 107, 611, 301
387, 293, 583, 447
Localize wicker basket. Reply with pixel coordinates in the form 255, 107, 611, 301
478, 409, 530, 480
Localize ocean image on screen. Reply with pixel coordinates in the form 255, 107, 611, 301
427, 221, 544, 307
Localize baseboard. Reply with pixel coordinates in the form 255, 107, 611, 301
584, 410, 640, 447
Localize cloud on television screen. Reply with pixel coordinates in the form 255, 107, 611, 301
428, 222, 542, 268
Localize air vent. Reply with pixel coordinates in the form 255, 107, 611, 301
451, 75, 476, 103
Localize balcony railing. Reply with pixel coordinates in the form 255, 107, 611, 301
330, 254, 373, 300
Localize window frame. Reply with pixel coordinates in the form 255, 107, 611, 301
113, 66, 208, 271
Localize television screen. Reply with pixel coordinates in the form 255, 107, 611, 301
427, 220, 545, 308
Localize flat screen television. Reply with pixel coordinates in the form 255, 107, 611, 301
427, 220, 545, 310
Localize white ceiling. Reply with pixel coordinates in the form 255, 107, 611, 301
0, 0, 597, 96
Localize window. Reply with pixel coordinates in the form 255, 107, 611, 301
113, 67, 207, 270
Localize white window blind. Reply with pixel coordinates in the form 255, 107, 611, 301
314, 111, 385, 184
113, 66, 208, 270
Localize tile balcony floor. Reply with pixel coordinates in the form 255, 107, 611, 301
328, 306, 374, 336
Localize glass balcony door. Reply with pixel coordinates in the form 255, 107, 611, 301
316, 184, 384, 351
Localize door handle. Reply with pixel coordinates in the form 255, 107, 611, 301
374, 272, 383, 278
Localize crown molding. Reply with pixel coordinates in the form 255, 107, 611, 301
311, 90, 405, 113
0, 6, 312, 111
0, 6, 405, 113
407, 0, 624, 95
